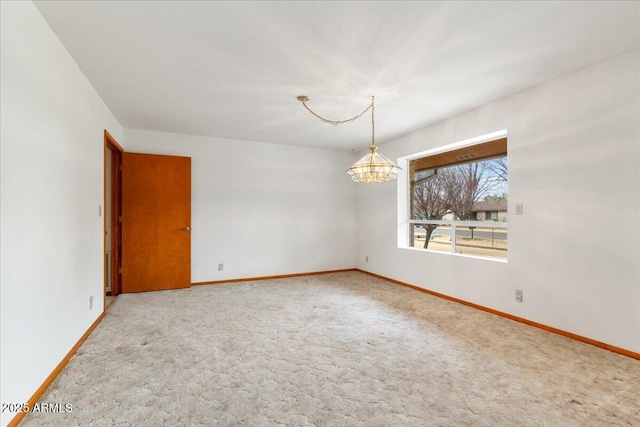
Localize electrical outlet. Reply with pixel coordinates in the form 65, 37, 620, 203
218, 263, 224, 271
89, 296, 94, 309
515, 289, 523, 302
515, 203, 524, 215
365, 256, 368, 263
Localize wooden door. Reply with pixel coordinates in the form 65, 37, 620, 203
122, 153, 191, 292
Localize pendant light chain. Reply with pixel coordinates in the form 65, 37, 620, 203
371, 96, 375, 146
369, 96, 376, 167
298, 95, 374, 126
296, 94, 401, 183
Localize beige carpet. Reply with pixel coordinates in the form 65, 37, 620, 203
23, 271, 640, 426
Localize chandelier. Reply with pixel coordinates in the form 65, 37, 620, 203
297, 95, 401, 183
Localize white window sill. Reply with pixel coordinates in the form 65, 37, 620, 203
399, 245, 508, 263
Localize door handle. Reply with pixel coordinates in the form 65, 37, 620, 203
182, 226, 191, 232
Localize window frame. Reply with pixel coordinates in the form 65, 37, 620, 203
396, 129, 508, 262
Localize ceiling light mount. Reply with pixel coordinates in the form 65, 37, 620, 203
297, 95, 401, 183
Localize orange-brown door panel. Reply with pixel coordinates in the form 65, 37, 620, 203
122, 153, 191, 292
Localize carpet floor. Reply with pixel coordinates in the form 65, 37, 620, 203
23, 271, 640, 426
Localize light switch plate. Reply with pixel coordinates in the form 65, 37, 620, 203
515, 203, 524, 215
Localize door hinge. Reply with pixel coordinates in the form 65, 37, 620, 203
118, 267, 122, 274
118, 216, 122, 223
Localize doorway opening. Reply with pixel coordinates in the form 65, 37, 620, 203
104, 130, 123, 301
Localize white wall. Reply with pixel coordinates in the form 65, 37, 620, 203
357, 50, 640, 353
0, 2, 123, 425
124, 130, 358, 282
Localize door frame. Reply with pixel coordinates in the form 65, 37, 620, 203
104, 130, 123, 300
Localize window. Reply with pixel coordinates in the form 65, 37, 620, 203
398, 132, 508, 260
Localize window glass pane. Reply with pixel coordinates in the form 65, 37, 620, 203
454, 226, 508, 259
408, 138, 508, 260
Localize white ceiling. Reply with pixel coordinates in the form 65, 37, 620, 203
34, 1, 639, 151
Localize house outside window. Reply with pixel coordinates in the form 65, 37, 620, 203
472, 200, 507, 222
